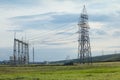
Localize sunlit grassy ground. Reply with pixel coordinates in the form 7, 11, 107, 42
0, 62, 120, 80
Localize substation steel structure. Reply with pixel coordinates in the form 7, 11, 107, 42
78, 5, 92, 64
13, 38, 29, 65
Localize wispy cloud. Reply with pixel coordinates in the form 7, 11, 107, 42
10, 12, 78, 30
0, 0, 40, 7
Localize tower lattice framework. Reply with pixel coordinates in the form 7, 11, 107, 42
78, 5, 92, 64
13, 38, 29, 65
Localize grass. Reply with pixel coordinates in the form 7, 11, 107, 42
0, 62, 120, 80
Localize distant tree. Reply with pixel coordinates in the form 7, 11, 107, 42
64, 61, 74, 65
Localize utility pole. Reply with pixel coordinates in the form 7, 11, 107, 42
33, 47, 34, 63
13, 39, 16, 65
13, 32, 16, 65
78, 5, 92, 64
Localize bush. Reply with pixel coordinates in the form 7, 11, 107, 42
64, 61, 74, 65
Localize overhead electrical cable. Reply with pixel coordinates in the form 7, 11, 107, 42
28, 24, 76, 41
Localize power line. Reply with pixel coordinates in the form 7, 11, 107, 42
28, 24, 76, 41
33, 40, 77, 46
30, 32, 77, 45
29, 26, 77, 44
29, 25, 76, 42
42, 33, 77, 42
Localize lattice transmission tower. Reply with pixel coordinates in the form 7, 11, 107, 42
78, 5, 92, 64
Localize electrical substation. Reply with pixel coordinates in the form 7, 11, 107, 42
9, 5, 92, 65
10, 38, 29, 65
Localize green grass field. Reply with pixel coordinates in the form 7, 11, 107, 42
0, 62, 120, 80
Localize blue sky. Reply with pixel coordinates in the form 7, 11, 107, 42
0, 0, 120, 62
